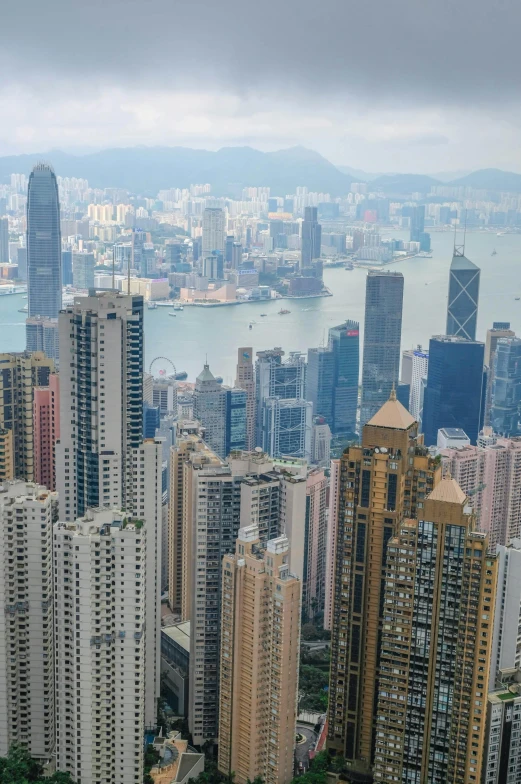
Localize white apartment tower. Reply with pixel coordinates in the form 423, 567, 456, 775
408, 346, 429, 424
54, 509, 146, 784
0, 481, 57, 760
56, 292, 144, 521
202, 207, 226, 255
56, 292, 162, 726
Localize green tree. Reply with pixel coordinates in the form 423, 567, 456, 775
0, 745, 76, 784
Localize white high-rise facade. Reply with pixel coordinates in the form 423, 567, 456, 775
56, 292, 145, 521
54, 509, 146, 784
56, 291, 162, 727
408, 346, 429, 423
202, 207, 226, 255
0, 481, 57, 760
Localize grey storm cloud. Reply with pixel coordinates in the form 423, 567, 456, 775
1, 0, 520, 107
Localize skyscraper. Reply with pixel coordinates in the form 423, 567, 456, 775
72, 250, 95, 289
409, 204, 425, 243
26, 164, 62, 319
408, 345, 429, 423
0, 216, 8, 263
202, 207, 226, 255
54, 509, 146, 784
256, 348, 307, 445
193, 363, 228, 458
55, 291, 162, 727
0, 351, 54, 481
422, 335, 485, 446
446, 247, 480, 341
235, 347, 256, 450
360, 271, 404, 426
226, 387, 247, 453
303, 468, 328, 621
0, 429, 14, 481
490, 337, 521, 435
33, 374, 60, 491
25, 317, 59, 364
56, 292, 144, 519
260, 397, 312, 460
218, 527, 300, 784
484, 322, 515, 425
373, 479, 497, 783
327, 392, 440, 774
301, 206, 322, 268
328, 320, 359, 435
0, 481, 57, 761
307, 346, 335, 423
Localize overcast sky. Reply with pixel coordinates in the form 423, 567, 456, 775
1, 0, 520, 172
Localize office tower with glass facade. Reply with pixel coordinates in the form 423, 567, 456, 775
446, 248, 480, 341
0, 351, 54, 481
218, 527, 300, 784
25, 316, 59, 364
193, 363, 228, 458
301, 206, 322, 268
72, 250, 95, 289
327, 392, 440, 776
0, 481, 57, 761
484, 322, 516, 425
26, 164, 62, 319
408, 345, 429, 423
360, 271, 404, 426
235, 347, 256, 450
226, 387, 247, 453
373, 479, 498, 783
490, 337, 521, 435
307, 346, 334, 423
329, 321, 360, 435
423, 335, 485, 446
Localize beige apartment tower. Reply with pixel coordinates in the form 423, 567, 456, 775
327, 391, 440, 776
235, 347, 256, 450
218, 525, 300, 784
0, 428, 14, 481
374, 479, 498, 783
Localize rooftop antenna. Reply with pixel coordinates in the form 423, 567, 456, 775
454, 211, 466, 258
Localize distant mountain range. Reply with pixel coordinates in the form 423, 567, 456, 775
0, 146, 520, 196
0, 145, 353, 197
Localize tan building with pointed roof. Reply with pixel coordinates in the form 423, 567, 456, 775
327, 391, 441, 778
374, 477, 498, 783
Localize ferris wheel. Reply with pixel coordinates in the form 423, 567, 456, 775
149, 356, 177, 379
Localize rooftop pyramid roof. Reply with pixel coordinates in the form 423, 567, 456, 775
366, 388, 416, 430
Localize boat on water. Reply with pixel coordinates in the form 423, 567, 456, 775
516, 298, 520, 301
249, 323, 253, 329
173, 304, 184, 311
260, 313, 267, 317
169, 312, 176, 317
491, 249, 497, 256
147, 302, 158, 309
344, 262, 354, 270
278, 309, 291, 315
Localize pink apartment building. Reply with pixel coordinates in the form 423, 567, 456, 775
33, 374, 60, 491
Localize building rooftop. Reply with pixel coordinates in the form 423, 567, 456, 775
196, 363, 217, 383
451, 252, 480, 272
439, 427, 469, 439
162, 621, 191, 654
427, 477, 466, 505
366, 389, 416, 430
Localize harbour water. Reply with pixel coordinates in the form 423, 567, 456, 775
0, 230, 519, 383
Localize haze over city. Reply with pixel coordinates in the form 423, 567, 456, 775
2, 0, 521, 172
2, 3, 521, 784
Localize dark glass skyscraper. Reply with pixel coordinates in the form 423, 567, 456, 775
328, 321, 360, 435
307, 347, 334, 423
422, 335, 485, 446
360, 271, 404, 426
26, 163, 62, 318
490, 337, 521, 436
301, 206, 322, 268
446, 249, 480, 341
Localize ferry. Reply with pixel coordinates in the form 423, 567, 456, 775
344, 262, 354, 270
173, 304, 184, 311
0, 284, 27, 296
491, 249, 497, 256
147, 302, 158, 310
417, 251, 433, 258
260, 313, 267, 317
278, 309, 291, 315
249, 323, 253, 330
169, 312, 176, 317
